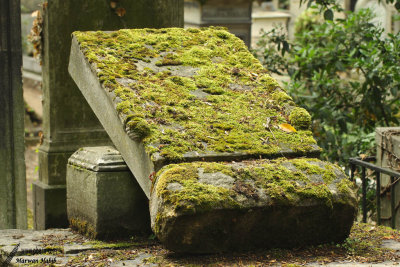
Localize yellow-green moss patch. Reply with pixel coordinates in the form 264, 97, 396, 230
289, 107, 312, 130
73, 27, 319, 161
154, 158, 354, 213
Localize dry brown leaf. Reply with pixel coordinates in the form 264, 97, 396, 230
110, 1, 118, 9
360, 154, 367, 160
31, 10, 39, 17
279, 123, 297, 133
115, 7, 126, 17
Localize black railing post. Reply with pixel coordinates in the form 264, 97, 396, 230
349, 157, 400, 229
362, 167, 367, 223
391, 176, 396, 228
376, 171, 381, 225
350, 164, 355, 182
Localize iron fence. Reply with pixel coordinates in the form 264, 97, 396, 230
349, 157, 400, 229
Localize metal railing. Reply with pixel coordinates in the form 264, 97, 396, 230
349, 156, 400, 228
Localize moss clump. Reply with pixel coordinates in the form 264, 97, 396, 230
154, 158, 354, 213
126, 117, 151, 140
74, 27, 318, 161
271, 90, 293, 104
289, 107, 312, 130
155, 53, 182, 66
69, 218, 97, 239
337, 178, 355, 195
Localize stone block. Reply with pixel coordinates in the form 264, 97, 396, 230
150, 159, 357, 253
32, 181, 68, 230
66, 146, 150, 239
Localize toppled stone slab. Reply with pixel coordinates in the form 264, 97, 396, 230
68, 27, 320, 197
150, 158, 357, 253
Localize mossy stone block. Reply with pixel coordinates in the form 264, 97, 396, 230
66, 146, 150, 239
150, 158, 357, 253
69, 27, 320, 197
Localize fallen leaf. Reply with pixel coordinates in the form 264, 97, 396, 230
115, 7, 126, 17
31, 10, 39, 17
39, 131, 44, 145
279, 123, 297, 133
110, 1, 118, 8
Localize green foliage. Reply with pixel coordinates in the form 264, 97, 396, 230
255, 9, 400, 164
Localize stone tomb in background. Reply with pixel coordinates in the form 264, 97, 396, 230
184, 0, 253, 47
68, 27, 357, 253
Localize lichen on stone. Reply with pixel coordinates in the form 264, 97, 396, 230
73, 27, 319, 162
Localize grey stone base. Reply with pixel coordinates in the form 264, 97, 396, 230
38, 150, 72, 185
66, 146, 151, 239
32, 181, 68, 230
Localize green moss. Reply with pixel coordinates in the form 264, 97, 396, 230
155, 53, 182, 66
74, 27, 319, 161
290, 158, 336, 184
69, 218, 97, 239
271, 90, 292, 103
289, 107, 312, 130
126, 117, 152, 140
154, 159, 354, 214
337, 179, 355, 195
83, 240, 135, 250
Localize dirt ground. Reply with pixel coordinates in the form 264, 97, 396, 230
23, 77, 42, 228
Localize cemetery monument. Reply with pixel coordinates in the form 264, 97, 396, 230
67, 27, 357, 253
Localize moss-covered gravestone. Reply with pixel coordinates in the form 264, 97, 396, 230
68, 27, 357, 253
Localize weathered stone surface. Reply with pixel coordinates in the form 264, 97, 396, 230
68, 27, 320, 197
150, 158, 357, 253
32, 181, 68, 229
66, 146, 151, 239
376, 127, 400, 229
0, 0, 27, 229
36, 0, 184, 229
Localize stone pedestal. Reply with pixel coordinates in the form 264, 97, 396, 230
376, 127, 400, 228
184, 0, 252, 47
66, 147, 150, 239
34, 0, 184, 229
0, 0, 27, 229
